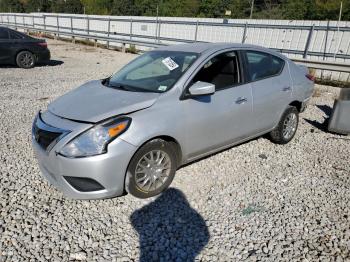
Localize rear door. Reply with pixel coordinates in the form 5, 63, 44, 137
0, 28, 11, 64
183, 50, 253, 159
243, 50, 292, 132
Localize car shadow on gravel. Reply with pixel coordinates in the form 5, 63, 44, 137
304, 104, 333, 132
39, 60, 64, 67
130, 188, 209, 262
0, 60, 63, 68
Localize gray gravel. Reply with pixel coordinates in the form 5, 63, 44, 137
0, 39, 349, 261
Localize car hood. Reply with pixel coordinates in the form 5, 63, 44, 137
48, 80, 160, 123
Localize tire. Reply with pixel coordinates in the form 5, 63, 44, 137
16, 51, 35, 69
125, 139, 177, 199
269, 106, 299, 144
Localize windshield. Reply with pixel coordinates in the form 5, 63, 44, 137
106, 51, 199, 93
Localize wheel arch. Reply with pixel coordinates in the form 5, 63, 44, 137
123, 135, 183, 195
289, 100, 302, 112
16, 49, 34, 57
274, 101, 302, 130
134, 135, 183, 167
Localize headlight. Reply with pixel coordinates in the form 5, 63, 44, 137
59, 117, 131, 157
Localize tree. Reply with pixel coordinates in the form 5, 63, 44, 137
134, 0, 157, 16
283, 0, 310, 20
49, 0, 83, 13
64, 0, 83, 13
0, 0, 24, 12
312, 0, 346, 20
132, 0, 199, 17
0, 0, 348, 21
111, 0, 137, 16
158, 0, 200, 17
81, 0, 113, 15
343, 1, 350, 21
227, 0, 252, 18
252, 5, 284, 19
25, 0, 51, 12
199, 0, 226, 17
51, 0, 65, 12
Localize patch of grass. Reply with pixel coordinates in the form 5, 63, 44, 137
313, 88, 323, 97
127, 44, 138, 54
242, 204, 265, 216
315, 78, 350, 89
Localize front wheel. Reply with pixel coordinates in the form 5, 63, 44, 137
125, 139, 177, 198
16, 51, 35, 69
269, 106, 299, 144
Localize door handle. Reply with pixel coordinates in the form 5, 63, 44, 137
282, 86, 291, 92
235, 97, 247, 104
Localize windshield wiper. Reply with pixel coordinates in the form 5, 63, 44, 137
104, 79, 161, 93
109, 83, 156, 93
102, 77, 110, 87
102, 79, 132, 91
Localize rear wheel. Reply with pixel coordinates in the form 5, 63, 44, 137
270, 106, 299, 144
125, 139, 177, 198
16, 51, 35, 69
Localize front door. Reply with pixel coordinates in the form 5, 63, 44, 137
183, 51, 253, 159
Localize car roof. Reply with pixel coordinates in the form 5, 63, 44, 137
156, 42, 285, 58
0, 26, 33, 38
157, 42, 262, 53
0, 26, 15, 32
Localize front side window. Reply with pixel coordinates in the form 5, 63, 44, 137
0, 28, 9, 39
245, 51, 285, 81
107, 51, 198, 93
191, 51, 241, 90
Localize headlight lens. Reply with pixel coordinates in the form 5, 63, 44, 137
59, 117, 131, 157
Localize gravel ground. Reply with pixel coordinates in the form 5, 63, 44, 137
0, 39, 349, 262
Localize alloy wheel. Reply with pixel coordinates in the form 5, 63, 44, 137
134, 150, 172, 192
282, 113, 298, 140
19, 53, 34, 68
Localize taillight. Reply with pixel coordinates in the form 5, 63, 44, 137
37, 42, 47, 48
305, 74, 315, 82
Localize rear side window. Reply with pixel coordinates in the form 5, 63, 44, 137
9, 30, 26, 39
0, 28, 9, 39
245, 51, 284, 81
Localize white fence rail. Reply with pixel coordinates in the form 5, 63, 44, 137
1, 13, 349, 82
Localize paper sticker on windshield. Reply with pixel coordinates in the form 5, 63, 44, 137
158, 85, 167, 91
162, 57, 179, 71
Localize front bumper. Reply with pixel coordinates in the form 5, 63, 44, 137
32, 112, 137, 199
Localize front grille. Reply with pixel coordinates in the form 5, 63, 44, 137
32, 113, 69, 151
33, 125, 62, 150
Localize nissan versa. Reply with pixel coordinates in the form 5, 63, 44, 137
32, 43, 314, 199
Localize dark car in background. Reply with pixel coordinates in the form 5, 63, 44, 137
0, 26, 50, 68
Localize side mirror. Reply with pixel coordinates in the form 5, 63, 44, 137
188, 81, 215, 96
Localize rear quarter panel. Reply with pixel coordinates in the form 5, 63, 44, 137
288, 60, 314, 102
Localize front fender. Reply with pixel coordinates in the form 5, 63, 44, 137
119, 98, 187, 161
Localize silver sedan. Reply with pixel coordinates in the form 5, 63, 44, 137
32, 43, 314, 199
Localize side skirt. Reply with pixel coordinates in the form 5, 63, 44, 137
183, 128, 274, 165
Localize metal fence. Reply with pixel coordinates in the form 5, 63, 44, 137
1, 13, 350, 82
